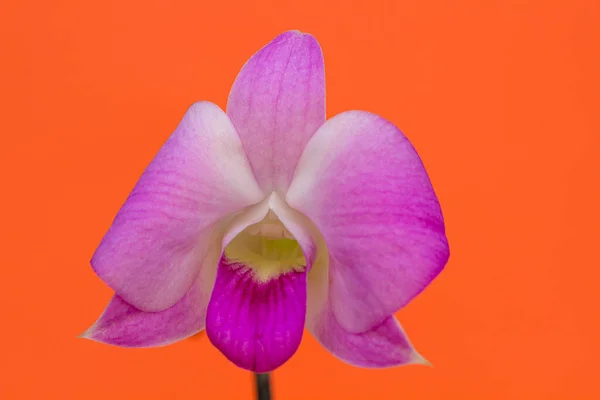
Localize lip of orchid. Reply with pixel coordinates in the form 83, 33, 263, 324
83, 30, 449, 373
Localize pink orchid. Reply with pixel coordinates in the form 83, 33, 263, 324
83, 30, 449, 373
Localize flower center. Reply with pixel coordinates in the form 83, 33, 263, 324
224, 210, 306, 281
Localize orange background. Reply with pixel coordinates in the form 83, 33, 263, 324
1, 0, 599, 399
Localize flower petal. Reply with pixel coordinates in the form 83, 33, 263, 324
305, 258, 426, 367
82, 274, 207, 347
226, 30, 325, 192
287, 111, 449, 333
205, 258, 307, 373
249, 193, 425, 368
92, 101, 263, 312
310, 314, 425, 367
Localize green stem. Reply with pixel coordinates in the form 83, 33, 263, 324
254, 373, 272, 400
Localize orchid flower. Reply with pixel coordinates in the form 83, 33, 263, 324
82, 30, 449, 373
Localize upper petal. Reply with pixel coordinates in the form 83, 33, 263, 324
287, 111, 449, 333
92, 102, 263, 312
226, 30, 325, 193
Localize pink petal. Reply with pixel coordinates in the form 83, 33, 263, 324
270, 199, 425, 368
268, 199, 424, 368
226, 30, 325, 193
82, 274, 207, 347
310, 313, 425, 367
287, 111, 450, 333
306, 259, 426, 367
91, 102, 263, 312
205, 258, 307, 373
84, 197, 282, 349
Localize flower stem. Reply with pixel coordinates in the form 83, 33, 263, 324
254, 373, 272, 400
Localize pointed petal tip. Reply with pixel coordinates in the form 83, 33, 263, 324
282, 29, 317, 40
269, 30, 322, 54
77, 329, 104, 345
410, 351, 433, 367
277, 29, 309, 38
77, 324, 103, 342
281, 29, 303, 36
77, 323, 94, 339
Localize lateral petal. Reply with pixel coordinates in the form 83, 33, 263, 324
287, 111, 449, 332
92, 102, 263, 312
